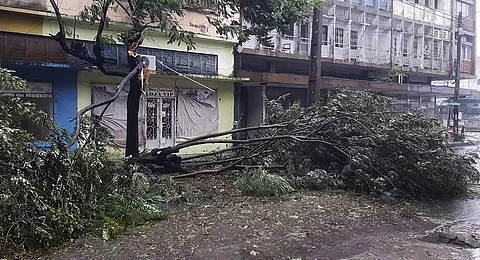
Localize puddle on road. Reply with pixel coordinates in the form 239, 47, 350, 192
427, 133, 480, 258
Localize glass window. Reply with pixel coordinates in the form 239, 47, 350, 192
443, 43, 449, 60
461, 45, 472, 61
457, 1, 473, 16
300, 23, 309, 39
335, 28, 344, 47
365, 0, 375, 7
379, 0, 388, 10
322, 26, 328, 45
433, 40, 440, 60
350, 30, 358, 50
413, 38, 419, 56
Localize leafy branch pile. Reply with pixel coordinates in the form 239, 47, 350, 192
141, 90, 479, 200
0, 70, 168, 257
260, 91, 480, 199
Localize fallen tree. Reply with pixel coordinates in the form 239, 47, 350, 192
65, 64, 480, 199
122, 90, 479, 199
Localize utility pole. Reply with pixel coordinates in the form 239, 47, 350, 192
453, 11, 462, 135
308, 7, 323, 106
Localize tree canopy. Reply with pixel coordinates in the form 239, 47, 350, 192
48, 0, 322, 156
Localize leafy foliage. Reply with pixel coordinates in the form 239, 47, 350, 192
208, 0, 322, 45
235, 168, 294, 197
76, 0, 321, 50
0, 67, 27, 90
0, 68, 166, 256
259, 90, 480, 199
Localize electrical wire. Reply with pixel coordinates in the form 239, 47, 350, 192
156, 60, 216, 92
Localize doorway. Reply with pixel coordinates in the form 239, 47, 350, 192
145, 89, 177, 149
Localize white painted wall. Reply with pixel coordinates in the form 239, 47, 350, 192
393, 0, 452, 28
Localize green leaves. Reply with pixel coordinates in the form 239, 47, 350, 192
76, 0, 321, 51
0, 67, 166, 254
0, 67, 27, 91
261, 90, 480, 199
236, 168, 294, 197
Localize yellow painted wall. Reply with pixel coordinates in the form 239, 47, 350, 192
77, 71, 235, 155
0, 11, 43, 35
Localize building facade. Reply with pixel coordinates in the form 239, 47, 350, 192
0, 0, 240, 153
236, 0, 476, 126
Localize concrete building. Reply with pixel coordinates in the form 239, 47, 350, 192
236, 0, 476, 126
0, 0, 241, 153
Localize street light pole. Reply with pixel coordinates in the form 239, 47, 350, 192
453, 11, 462, 135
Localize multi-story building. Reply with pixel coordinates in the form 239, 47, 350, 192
236, 0, 476, 126
0, 0, 240, 152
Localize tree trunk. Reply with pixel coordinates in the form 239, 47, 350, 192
126, 55, 141, 157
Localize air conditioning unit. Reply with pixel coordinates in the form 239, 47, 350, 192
434, 29, 441, 39
139, 54, 157, 71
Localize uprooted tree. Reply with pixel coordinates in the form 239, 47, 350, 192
47, 0, 480, 200
49, 0, 322, 157
132, 89, 480, 199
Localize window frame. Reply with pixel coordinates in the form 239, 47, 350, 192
335, 27, 345, 48
322, 26, 328, 45
350, 30, 359, 50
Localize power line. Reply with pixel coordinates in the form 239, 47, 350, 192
156, 60, 216, 92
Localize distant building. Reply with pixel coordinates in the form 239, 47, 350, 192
235, 0, 477, 126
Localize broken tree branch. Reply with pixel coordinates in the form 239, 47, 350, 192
114, 0, 131, 17
48, 0, 128, 77
67, 63, 143, 147
181, 146, 248, 161
92, 1, 111, 72
161, 124, 287, 152
172, 141, 272, 179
